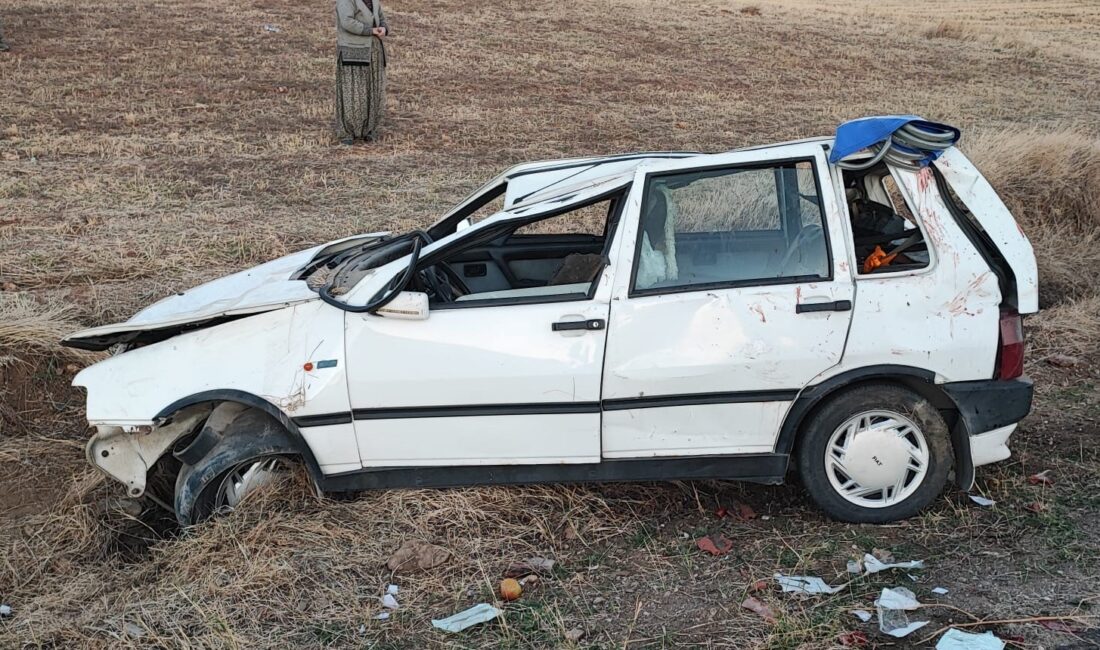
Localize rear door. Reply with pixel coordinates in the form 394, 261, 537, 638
601, 143, 856, 458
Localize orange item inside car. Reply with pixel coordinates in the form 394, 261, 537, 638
862, 245, 898, 274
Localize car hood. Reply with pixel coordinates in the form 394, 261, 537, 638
62, 232, 388, 351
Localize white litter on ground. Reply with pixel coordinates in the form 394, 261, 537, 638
935, 629, 1005, 650
862, 553, 925, 574
852, 609, 873, 622
431, 603, 502, 633
932, 587, 949, 595
968, 494, 995, 507
381, 594, 399, 609
386, 584, 399, 596
874, 587, 929, 637
774, 574, 842, 595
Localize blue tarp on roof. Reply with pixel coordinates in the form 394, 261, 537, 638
829, 115, 960, 166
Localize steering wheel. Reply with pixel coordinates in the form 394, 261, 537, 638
417, 265, 456, 303
778, 224, 824, 276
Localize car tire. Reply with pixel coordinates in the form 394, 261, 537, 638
796, 383, 952, 523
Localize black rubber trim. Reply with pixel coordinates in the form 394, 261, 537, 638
318, 453, 788, 492
774, 365, 936, 456
942, 377, 1033, 436
293, 412, 354, 427
353, 402, 602, 420
153, 389, 326, 484
603, 389, 797, 411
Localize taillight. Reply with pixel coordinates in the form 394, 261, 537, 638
996, 309, 1025, 380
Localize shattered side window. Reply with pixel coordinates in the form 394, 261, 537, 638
844, 169, 930, 275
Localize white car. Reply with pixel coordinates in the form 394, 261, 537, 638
65, 135, 1038, 525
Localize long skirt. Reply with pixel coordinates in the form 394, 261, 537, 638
335, 41, 386, 140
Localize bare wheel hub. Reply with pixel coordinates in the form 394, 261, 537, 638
215, 457, 285, 510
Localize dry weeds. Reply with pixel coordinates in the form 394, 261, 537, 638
2, 0, 1100, 647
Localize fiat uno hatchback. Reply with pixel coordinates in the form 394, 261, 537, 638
65, 132, 1037, 525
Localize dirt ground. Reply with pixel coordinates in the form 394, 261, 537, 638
1, 0, 1099, 647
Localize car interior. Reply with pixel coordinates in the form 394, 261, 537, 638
409, 194, 623, 306
841, 162, 930, 274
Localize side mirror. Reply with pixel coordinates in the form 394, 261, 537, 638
376, 291, 430, 321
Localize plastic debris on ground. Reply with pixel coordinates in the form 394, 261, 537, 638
852, 609, 873, 622
696, 534, 734, 556
262, 24, 281, 33
968, 494, 995, 507
932, 587, 949, 595
503, 556, 555, 578
935, 629, 1005, 650
874, 587, 929, 637
0, 604, 11, 617
1028, 470, 1054, 485
861, 553, 925, 574
775, 574, 841, 595
431, 603, 502, 633
381, 593, 399, 609
374, 612, 390, 621
741, 596, 777, 623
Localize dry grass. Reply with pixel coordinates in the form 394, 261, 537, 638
2, 0, 1100, 647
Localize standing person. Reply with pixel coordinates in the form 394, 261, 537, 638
0, 19, 10, 52
334, 0, 389, 144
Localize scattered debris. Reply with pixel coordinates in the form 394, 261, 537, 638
852, 609, 873, 622
861, 552, 925, 574
386, 584, 399, 596
696, 534, 734, 556
874, 587, 929, 637
387, 540, 451, 573
503, 556, 556, 578
1027, 470, 1054, 486
499, 578, 522, 601
715, 502, 756, 520
0, 604, 11, 617
847, 559, 862, 574
374, 612, 390, 621
935, 629, 1005, 650
740, 596, 777, 623
839, 630, 869, 647
968, 494, 995, 507
431, 603, 502, 633
382, 593, 399, 609
123, 622, 146, 638
775, 574, 841, 595
564, 627, 584, 643
1045, 353, 1081, 368
871, 548, 895, 563
262, 24, 281, 33
750, 579, 769, 592
1038, 620, 1079, 633
932, 587, 949, 595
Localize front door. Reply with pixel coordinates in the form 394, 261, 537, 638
601, 143, 856, 458
344, 181, 630, 467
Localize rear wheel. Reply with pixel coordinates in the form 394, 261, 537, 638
797, 384, 952, 523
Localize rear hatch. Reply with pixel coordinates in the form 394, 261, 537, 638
934, 147, 1039, 314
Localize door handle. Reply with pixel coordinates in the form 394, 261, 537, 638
552, 319, 605, 332
796, 300, 852, 314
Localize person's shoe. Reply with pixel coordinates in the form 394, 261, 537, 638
339, 137, 354, 146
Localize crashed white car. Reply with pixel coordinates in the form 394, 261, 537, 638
65, 134, 1037, 525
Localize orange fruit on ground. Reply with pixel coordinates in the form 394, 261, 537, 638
499, 578, 522, 601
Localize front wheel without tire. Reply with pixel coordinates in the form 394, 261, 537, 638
797, 384, 952, 523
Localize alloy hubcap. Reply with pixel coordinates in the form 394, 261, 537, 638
215, 457, 284, 510
824, 411, 929, 508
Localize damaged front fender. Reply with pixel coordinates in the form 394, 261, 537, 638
86, 405, 211, 497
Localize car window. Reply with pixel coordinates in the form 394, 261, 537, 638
510, 200, 608, 236
840, 167, 930, 275
632, 161, 830, 293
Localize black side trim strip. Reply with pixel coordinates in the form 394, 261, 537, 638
353, 402, 601, 420
318, 453, 788, 492
603, 390, 798, 411
293, 412, 354, 427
